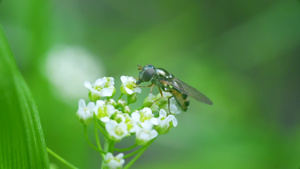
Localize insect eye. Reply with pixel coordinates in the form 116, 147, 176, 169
142, 68, 155, 81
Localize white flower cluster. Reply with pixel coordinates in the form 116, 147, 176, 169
104, 153, 124, 169
143, 92, 181, 115
120, 76, 141, 95
84, 77, 116, 101
77, 75, 180, 168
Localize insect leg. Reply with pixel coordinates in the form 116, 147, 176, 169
150, 84, 154, 93
149, 87, 164, 107
136, 83, 154, 88
158, 87, 163, 97
152, 88, 173, 113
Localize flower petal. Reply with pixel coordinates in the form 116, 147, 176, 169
87, 102, 95, 110
120, 75, 127, 83
150, 130, 158, 139
78, 99, 86, 108
134, 87, 141, 93
150, 118, 159, 125
159, 109, 167, 117
95, 78, 106, 86
101, 88, 113, 96
172, 116, 178, 127
84, 81, 92, 89
125, 87, 133, 95
131, 112, 140, 122
116, 153, 124, 159
100, 117, 110, 122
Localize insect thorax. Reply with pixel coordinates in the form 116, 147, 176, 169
152, 68, 174, 92
156, 68, 173, 79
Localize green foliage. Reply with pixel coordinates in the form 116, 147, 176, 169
0, 25, 49, 169
1, 0, 300, 168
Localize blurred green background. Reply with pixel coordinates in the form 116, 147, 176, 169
1, 0, 300, 168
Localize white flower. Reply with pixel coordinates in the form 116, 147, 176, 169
107, 98, 117, 107
113, 112, 126, 123
154, 109, 178, 134
134, 122, 158, 145
84, 77, 115, 101
112, 111, 135, 133
105, 120, 129, 142
143, 92, 171, 112
120, 76, 141, 95
123, 106, 131, 114
104, 153, 125, 169
94, 100, 116, 123
131, 107, 158, 125
76, 99, 95, 125
130, 108, 159, 145
169, 97, 181, 115
117, 99, 126, 107
143, 93, 159, 111
123, 113, 135, 133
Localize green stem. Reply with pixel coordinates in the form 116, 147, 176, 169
135, 106, 144, 111
96, 119, 109, 140
108, 140, 115, 153
47, 147, 79, 169
103, 140, 109, 152
118, 93, 124, 100
93, 116, 104, 158
123, 139, 155, 169
101, 140, 110, 169
123, 147, 143, 159
114, 144, 138, 152
84, 126, 105, 154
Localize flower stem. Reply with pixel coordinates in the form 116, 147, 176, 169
84, 126, 105, 154
123, 142, 150, 159
123, 147, 143, 159
101, 140, 110, 169
96, 119, 109, 140
135, 106, 144, 110
118, 93, 124, 100
114, 144, 138, 152
93, 116, 104, 158
108, 140, 115, 153
47, 147, 79, 169
123, 139, 155, 169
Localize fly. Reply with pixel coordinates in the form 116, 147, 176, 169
136, 64, 213, 111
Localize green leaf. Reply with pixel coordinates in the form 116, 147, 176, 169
0, 25, 49, 168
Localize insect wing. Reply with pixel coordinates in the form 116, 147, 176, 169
166, 78, 213, 105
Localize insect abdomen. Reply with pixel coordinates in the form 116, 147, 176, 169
171, 89, 190, 111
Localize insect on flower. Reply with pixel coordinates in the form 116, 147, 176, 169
136, 64, 213, 111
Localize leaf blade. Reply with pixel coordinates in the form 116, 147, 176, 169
0, 24, 49, 169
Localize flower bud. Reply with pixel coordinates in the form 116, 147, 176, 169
127, 93, 137, 104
